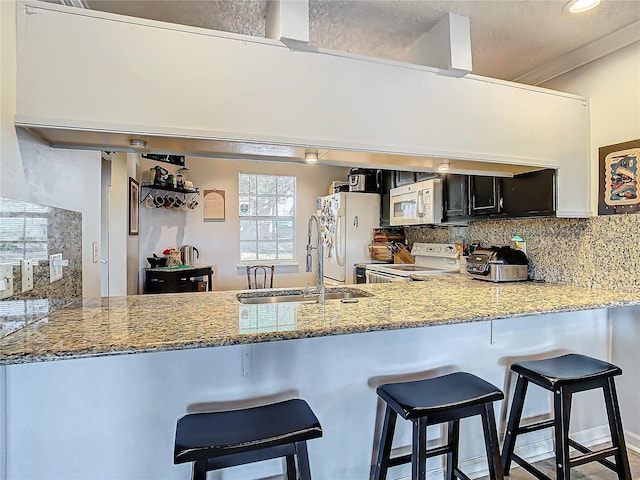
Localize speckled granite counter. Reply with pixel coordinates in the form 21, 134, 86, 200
2, 275, 640, 365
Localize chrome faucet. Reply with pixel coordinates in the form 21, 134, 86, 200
306, 214, 325, 304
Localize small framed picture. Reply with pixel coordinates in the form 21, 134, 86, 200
129, 177, 140, 235
204, 189, 226, 221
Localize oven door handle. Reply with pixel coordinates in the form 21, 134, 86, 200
365, 270, 409, 283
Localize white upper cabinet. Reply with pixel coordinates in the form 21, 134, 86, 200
14, 1, 592, 217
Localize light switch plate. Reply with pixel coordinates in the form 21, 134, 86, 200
21, 259, 34, 292
92, 241, 99, 263
0, 263, 14, 299
50, 253, 63, 283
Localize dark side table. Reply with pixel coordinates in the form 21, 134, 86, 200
144, 265, 213, 294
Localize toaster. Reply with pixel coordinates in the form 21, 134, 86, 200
466, 246, 528, 282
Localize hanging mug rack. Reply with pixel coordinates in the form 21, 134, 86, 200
141, 183, 200, 210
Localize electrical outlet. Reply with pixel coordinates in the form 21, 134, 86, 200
21, 259, 34, 292
49, 253, 63, 283
0, 263, 14, 299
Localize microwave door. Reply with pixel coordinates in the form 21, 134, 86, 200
391, 196, 417, 226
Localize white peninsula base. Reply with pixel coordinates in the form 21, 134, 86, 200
3, 308, 636, 480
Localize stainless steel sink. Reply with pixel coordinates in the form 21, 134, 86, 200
236, 287, 372, 304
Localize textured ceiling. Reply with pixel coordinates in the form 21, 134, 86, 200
81, 0, 640, 82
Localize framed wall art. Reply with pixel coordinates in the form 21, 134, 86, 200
203, 189, 226, 221
129, 177, 140, 235
598, 139, 640, 215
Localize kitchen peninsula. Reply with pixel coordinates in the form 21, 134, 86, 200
2, 276, 640, 479
2, 276, 640, 363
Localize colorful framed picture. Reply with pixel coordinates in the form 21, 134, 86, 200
129, 177, 140, 235
598, 140, 640, 215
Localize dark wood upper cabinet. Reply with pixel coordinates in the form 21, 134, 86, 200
500, 169, 556, 216
441, 169, 556, 221
394, 170, 416, 187
443, 174, 469, 220
469, 176, 500, 215
415, 172, 439, 182
379, 169, 395, 227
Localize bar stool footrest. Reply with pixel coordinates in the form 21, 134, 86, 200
516, 418, 555, 435
388, 443, 453, 468
512, 453, 552, 480
567, 439, 619, 471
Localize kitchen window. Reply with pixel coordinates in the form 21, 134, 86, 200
238, 173, 296, 261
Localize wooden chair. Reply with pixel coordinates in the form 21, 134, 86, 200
246, 265, 275, 289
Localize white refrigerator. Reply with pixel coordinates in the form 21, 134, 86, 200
317, 192, 380, 284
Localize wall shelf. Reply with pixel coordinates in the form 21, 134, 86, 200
140, 183, 200, 206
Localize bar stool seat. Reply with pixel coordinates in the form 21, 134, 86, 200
174, 399, 322, 480
374, 371, 505, 480
501, 353, 632, 480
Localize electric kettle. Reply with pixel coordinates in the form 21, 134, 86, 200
179, 245, 199, 266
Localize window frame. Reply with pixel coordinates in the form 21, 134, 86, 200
238, 173, 296, 262
0, 200, 49, 266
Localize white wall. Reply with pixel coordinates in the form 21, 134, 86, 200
542, 42, 640, 212
0, 0, 102, 298
101, 153, 129, 296
138, 157, 350, 291
126, 153, 140, 295
542, 41, 640, 449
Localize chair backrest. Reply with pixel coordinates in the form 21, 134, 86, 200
246, 265, 275, 289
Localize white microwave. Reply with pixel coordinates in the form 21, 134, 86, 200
389, 178, 443, 226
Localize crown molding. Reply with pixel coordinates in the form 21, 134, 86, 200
515, 20, 640, 86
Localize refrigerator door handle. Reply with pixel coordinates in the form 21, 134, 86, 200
335, 207, 346, 266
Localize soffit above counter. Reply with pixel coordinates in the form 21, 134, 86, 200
16, 119, 545, 177
13, 2, 591, 215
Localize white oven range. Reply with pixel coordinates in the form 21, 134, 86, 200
365, 243, 460, 283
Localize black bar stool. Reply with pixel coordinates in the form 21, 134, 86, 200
501, 353, 632, 480
373, 372, 505, 480
174, 399, 322, 480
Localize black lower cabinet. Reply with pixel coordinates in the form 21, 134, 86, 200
145, 266, 213, 294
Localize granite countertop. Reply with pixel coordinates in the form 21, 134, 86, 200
3, 275, 640, 365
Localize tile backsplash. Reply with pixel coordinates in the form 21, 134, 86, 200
0, 197, 82, 336
407, 214, 640, 292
